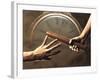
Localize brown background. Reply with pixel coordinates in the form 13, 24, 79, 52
23, 10, 90, 69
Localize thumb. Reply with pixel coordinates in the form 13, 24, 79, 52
69, 39, 73, 44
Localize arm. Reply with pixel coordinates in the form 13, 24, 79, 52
79, 15, 91, 39
69, 15, 91, 52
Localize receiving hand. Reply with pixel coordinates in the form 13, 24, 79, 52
23, 35, 61, 61
32, 35, 61, 59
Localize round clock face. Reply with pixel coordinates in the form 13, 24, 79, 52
31, 12, 81, 50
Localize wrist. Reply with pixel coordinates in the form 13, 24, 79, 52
23, 51, 35, 61
79, 34, 85, 39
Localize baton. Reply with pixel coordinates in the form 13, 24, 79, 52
46, 31, 87, 49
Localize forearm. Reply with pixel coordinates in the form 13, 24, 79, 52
79, 15, 91, 38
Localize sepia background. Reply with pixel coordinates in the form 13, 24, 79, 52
23, 10, 90, 69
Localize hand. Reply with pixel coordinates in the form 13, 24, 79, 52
32, 35, 61, 58
23, 35, 61, 61
69, 36, 82, 52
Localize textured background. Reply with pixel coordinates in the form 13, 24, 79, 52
23, 10, 90, 69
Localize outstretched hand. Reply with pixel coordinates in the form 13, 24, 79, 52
23, 35, 61, 61
32, 35, 61, 59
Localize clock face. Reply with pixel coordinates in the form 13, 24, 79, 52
31, 13, 81, 50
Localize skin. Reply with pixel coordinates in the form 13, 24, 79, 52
23, 35, 61, 61
69, 15, 91, 52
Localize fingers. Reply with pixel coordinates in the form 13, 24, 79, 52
47, 43, 61, 51
69, 36, 81, 52
69, 36, 81, 44
69, 37, 78, 44
69, 45, 79, 52
41, 35, 48, 46
69, 39, 72, 44
46, 39, 58, 48
72, 45, 79, 52
69, 45, 73, 49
